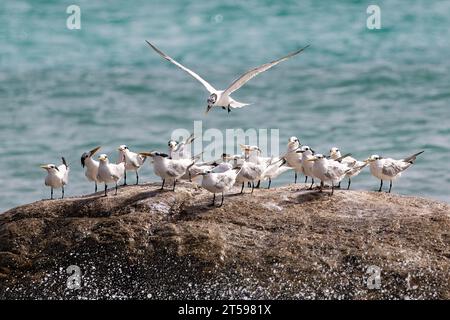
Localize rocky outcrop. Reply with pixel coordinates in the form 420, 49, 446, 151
0, 182, 449, 299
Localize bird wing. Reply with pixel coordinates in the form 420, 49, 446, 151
127, 152, 141, 168
382, 159, 409, 177
57, 164, 70, 185
222, 45, 310, 97
111, 163, 125, 179
146, 41, 216, 94
167, 159, 192, 177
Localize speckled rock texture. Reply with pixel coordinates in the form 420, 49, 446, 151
0, 182, 449, 299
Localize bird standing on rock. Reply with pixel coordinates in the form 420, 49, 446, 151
139, 151, 197, 191
81, 146, 101, 193
200, 168, 241, 207
40, 157, 69, 200
329, 147, 368, 190
285, 136, 303, 184
365, 151, 424, 193
97, 154, 126, 196
117, 145, 147, 185
309, 154, 353, 195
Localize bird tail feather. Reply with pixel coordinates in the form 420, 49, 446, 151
62, 157, 68, 168
230, 100, 250, 109
403, 151, 424, 163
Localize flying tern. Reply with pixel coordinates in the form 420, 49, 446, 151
81, 146, 101, 193
40, 157, 69, 200
146, 41, 309, 114
365, 151, 424, 193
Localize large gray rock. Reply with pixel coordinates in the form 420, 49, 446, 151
0, 182, 449, 299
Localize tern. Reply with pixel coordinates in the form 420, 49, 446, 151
97, 154, 126, 196
298, 145, 316, 189
118, 145, 147, 185
308, 154, 353, 195
239, 144, 291, 189
330, 147, 368, 190
365, 151, 424, 193
81, 146, 101, 193
200, 168, 241, 207
146, 41, 310, 114
284, 136, 303, 183
261, 158, 292, 189
230, 147, 266, 194
40, 157, 69, 200
168, 133, 195, 159
139, 151, 197, 190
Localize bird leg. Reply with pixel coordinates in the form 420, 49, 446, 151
378, 180, 383, 192
347, 178, 351, 190
308, 178, 315, 190
104, 184, 108, 197
388, 180, 392, 193
50, 187, 53, 200
267, 178, 272, 189
160, 179, 165, 190
251, 182, 255, 194
227, 105, 231, 114
95, 182, 97, 193
330, 182, 334, 196
135, 171, 139, 185
294, 172, 297, 184
115, 182, 118, 195
319, 181, 324, 193
240, 182, 245, 194
209, 193, 215, 207
304, 176, 308, 183
61, 186, 64, 199
256, 180, 261, 189
219, 192, 224, 207
172, 179, 176, 191
123, 170, 127, 186
337, 182, 341, 189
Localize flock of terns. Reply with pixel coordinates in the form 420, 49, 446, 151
39, 41, 424, 206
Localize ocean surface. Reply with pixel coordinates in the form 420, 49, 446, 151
1, 0, 449, 212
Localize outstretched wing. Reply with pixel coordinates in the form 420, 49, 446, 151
146, 41, 216, 94
222, 45, 310, 96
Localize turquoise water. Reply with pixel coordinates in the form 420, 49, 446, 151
1, 0, 449, 212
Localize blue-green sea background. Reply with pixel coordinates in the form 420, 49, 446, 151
1, 0, 449, 212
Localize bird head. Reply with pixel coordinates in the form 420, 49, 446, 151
117, 145, 128, 152
365, 155, 382, 162
168, 140, 178, 150
288, 136, 301, 148
205, 93, 217, 114
40, 164, 59, 172
81, 153, 89, 168
329, 147, 341, 159
307, 154, 324, 162
81, 146, 101, 167
98, 154, 109, 163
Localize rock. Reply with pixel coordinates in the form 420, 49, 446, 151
0, 182, 449, 299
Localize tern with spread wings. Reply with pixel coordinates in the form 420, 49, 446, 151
146, 41, 309, 114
